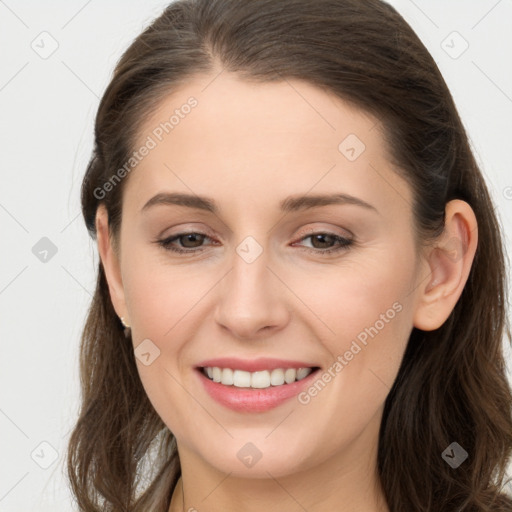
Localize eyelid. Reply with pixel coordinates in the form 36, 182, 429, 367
293, 224, 353, 241
158, 223, 216, 239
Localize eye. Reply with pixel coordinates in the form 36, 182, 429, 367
156, 232, 214, 254
292, 231, 353, 255
154, 230, 353, 256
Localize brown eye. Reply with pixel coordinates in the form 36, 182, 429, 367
157, 232, 212, 253
176, 233, 206, 248
309, 233, 337, 249
293, 231, 353, 256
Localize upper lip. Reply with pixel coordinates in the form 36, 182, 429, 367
196, 357, 319, 373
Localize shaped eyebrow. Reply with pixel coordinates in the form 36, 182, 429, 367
141, 192, 379, 215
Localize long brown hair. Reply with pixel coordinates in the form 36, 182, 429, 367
67, 0, 512, 510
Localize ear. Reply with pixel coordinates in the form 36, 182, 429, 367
413, 199, 478, 331
95, 204, 129, 324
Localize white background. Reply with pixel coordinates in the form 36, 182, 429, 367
1, 1, 511, 510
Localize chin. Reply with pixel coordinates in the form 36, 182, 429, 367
195, 439, 316, 479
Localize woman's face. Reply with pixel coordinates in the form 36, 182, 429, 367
100, 73, 428, 478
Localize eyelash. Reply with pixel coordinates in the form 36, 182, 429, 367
155, 230, 353, 256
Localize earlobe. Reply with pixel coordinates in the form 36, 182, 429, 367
413, 200, 478, 331
95, 204, 128, 323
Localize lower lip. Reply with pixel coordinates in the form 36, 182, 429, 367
196, 368, 320, 413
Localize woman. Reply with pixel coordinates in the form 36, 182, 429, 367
67, 0, 512, 510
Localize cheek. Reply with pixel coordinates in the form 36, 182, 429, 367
120, 251, 215, 419
291, 245, 415, 391
279, 256, 415, 460
120, 253, 202, 437
122, 248, 209, 341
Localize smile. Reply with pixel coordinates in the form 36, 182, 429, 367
201, 366, 315, 389
195, 360, 322, 412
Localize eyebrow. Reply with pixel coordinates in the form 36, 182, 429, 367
141, 192, 378, 215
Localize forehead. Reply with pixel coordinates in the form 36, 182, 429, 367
125, 72, 412, 219
136, 73, 382, 158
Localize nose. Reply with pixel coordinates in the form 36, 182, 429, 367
213, 243, 291, 340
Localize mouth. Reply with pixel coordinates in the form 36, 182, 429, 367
194, 358, 322, 412
199, 365, 320, 389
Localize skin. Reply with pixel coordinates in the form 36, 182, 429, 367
96, 71, 478, 512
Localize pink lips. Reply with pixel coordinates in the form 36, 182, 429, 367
195, 357, 320, 413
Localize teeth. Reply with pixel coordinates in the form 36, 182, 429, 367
221, 368, 234, 385
202, 366, 314, 389
233, 370, 252, 387
284, 368, 296, 384
212, 367, 222, 382
249, 370, 268, 388
270, 368, 285, 386
296, 367, 312, 380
